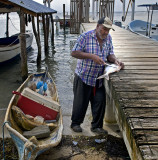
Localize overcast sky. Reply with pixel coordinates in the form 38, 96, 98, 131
35, 0, 158, 13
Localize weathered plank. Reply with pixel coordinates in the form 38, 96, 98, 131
117, 92, 158, 100
134, 130, 158, 144
113, 83, 158, 92
124, 108, 158, 118
139, 145, 158, 160
119, 99, 158, 108
129, 118, 158, 130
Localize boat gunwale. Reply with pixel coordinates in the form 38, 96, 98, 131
4, 72, 63, 158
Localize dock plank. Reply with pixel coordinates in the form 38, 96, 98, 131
139, 145, 158, 160
129, 118, 158, 130
119, 99, 158, 108
124, 108, 158, 118
81, 23, 158, 160
134, 130, 158, 144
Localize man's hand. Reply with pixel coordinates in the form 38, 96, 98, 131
107, 54, 124, 69
92, 54, 105, 65
114, 59, 124, 69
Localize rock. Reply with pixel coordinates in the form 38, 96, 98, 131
23, 125, 50, 139
34, 116, 44, 124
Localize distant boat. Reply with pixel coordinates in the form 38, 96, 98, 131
0, 32, 33, 64
128, 3, 158, 41
4, 71, 63, 160
128, 20, 158, 41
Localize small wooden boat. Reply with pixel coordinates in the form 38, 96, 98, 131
4, 72, 63, 160
0, 32, 33, 64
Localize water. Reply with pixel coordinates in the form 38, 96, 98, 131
0, 12, 78, 116
0, 11, 158, 115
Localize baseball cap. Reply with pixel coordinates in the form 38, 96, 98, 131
98, 17, 115, 31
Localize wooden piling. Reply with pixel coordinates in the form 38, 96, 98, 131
32, 16, 42, 65
63, 4, 65, 30
46, 14, 49, 49
19, 10, 28, 81
50, 14, 54, 44
6, 13, 9, 37
37, 15, 40, 42
42, 14, 48, 53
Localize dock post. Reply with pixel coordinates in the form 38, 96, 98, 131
92, 0, 95, 20
96, 0, 99, 19
50, 14, 54, 44
32, 16, 42, 65
104, 79, 117, 123
123, 0, 125, 19
42, 14, 48, 53
6, 13, 9, 37
63, 4, 65, 30
131, 0, 135, 21
19, 10, 28, 81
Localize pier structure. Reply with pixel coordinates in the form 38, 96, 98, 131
80, 22, 158, 160
70, 0, 115, 34
0, 0, 57, 80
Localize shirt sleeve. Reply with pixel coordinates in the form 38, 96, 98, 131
72, 33, 86, 52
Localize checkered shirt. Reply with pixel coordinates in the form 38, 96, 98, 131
72, 29, 114, 87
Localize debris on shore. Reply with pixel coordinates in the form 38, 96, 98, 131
0, 135, 130, 160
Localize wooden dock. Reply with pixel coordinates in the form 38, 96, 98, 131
80, 23, 158, 160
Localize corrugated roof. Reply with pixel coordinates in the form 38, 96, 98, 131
0, 0, 57, 14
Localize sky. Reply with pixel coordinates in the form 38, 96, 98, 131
34, 0, 158, 13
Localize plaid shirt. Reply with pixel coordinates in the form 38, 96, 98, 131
72, 29, 114, 87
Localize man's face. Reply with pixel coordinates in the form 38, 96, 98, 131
96, 25, 110, 40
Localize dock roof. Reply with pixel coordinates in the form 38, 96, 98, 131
0, 0, 57, 16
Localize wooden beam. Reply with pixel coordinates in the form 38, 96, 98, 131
0, 0, 37, 16
0, 7, 20, 13
19, 10, 28, 81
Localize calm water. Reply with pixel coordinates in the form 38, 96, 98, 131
0, 13, 78, 116
0, 11, 158, 115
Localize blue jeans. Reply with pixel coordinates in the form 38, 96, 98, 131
71, 74, 106, 129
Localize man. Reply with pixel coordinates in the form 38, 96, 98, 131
70, 17, 124, 134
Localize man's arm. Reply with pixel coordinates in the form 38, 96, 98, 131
71, 51, 105, 65
107, 54, 124, 69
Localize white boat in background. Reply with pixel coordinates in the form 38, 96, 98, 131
128, 3, 158, 41
0, 32, 33, 64
129, 20, 158, 41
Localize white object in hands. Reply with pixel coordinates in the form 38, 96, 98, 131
97, 64, 121, 80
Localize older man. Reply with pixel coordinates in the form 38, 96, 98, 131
70, 17, 124, 134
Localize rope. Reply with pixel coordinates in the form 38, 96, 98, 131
1, 32, 30, 48
24, 140, 36, 159
9, 17, 20, 31
2, 121, 10, 160
1, 37, 19, 48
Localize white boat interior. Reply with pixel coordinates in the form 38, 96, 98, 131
128, 3, 158, 41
